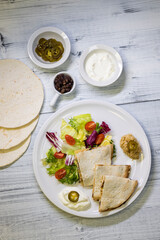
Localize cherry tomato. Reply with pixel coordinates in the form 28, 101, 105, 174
54, 152, 65, 159
55, 168, 66, 180
85, 121, 96, 131
95, 133, 105, 145
65, 135, 76, 145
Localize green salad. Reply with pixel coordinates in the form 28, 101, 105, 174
42, 146, 79, 184
42, 113, 114, 184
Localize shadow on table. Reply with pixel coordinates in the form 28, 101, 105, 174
79, 67, 127, 98
101, 67, 127, 96
81, 180, 152, 227
52, 176, 152, 227
48, 163, 153, 228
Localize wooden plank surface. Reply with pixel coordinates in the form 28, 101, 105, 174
0, 0, 160, 239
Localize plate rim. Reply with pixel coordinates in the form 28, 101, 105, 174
32, 100, 151, 218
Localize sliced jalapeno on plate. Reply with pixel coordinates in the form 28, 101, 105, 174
128, 140, 138, 151
68, 191, 79, 202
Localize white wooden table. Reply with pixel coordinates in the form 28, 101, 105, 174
0, 0, 160, 239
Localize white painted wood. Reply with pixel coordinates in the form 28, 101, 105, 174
0, 0, 160, 239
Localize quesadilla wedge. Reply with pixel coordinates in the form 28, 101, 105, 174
99, 175, 138, 212
75, 145, 113, 187
92, 164, 131, 201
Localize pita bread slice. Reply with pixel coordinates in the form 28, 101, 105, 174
99, 175, 138, 212
0, 136, 31, 168
0, 116, 38, 150
75, 145, 113, 187
92, 164, 131, 201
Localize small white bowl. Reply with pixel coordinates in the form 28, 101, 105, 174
79, 44, 123, 87
50, 72, 76, 108
27, 27, 71, 69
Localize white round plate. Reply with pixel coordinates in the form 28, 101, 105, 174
79, 45, 123, 87
27, 27, 71, 69
33, 100, 151, 218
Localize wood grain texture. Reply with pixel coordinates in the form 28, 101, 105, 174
0, 0, 160, 239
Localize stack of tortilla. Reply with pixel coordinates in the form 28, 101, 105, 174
0, 59, 44, 167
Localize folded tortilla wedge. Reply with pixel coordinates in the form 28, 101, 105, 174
92, 164, 131, 201
99, 175, 138, 212
75, 145, 113, 187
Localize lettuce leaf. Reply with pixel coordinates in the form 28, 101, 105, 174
46, 160, 65, 175
69, 114, 92, 141
69, 113, 92, 131
46, 146, 56, 160
60, 119, 77, 140
100, 135, 112, 146
100, 136, 116, 158
42, 147, 79, 184
59, 163, 79, 184
62, 139, 85, 155
60, 118, 85, 155
42, 147, 65, 175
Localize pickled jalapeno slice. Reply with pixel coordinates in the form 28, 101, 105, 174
35, 47, 43, 56
128, 140, 138, 151
48, 39, 57, 47
44, 48, 54, 61
51, 47, 62, 59
35, 38, 64, 62
39, 38, 47, 45
68, 191, 79, 202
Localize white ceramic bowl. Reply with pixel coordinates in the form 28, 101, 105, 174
27, 27, 71, 69
50, 71, 76, 107
79, 44, 123, 87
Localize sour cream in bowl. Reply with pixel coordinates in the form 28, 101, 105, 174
79, 45, 123, 87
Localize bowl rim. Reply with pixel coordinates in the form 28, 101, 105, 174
79, 44, 123, 87
27, 27, 71, 69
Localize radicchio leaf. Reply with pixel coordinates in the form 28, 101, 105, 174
85, 130, 98, 148
100, 121, 111, 134
46, 132, 62, 151
65, 155, 75, 166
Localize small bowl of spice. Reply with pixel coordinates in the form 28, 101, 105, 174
50, 72, 76, 107
79, 44, 123, 87
27, 27, 71, 69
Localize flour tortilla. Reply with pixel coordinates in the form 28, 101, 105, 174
0, 116, 38, 150
0, 136, 31, 168
99, 175, 138, 212
75, 145, 113, 187
0, 59, 44, 128
92, 164, 131, 201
